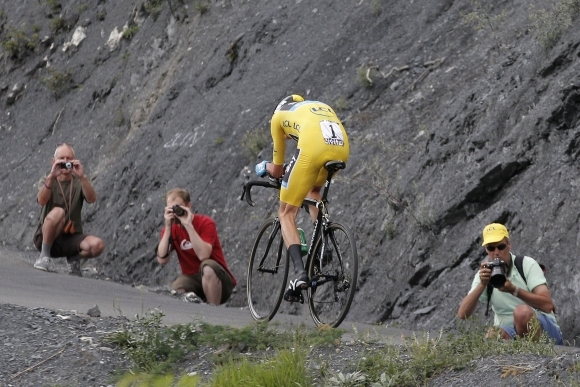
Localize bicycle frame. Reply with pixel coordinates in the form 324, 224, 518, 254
243, 161, 356, 327
255, 220, 283, 274
242, 161, 346, 284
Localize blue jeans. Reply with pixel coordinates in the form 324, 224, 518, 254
501, 312, 563, 345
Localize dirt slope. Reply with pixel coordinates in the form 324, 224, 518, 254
1, 0, 579, 344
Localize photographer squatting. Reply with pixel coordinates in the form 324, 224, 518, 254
457, 223, 563, 344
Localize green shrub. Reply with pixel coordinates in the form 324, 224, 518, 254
356, 66, 375, 88
122, 25, 140, 40
461, 0, 508, 53
144, 0, 166, 19
104, 309, 344, 376
241, 127, 270, 160
193, 0, 210, 15
45, 0, 62, 13
77, 3, 88, 13
370, 0, 382, 16
530, 0, 580, 49
1, 24, 38, 60
347, 322, 554, 386
41, 68, 74, 99
50, 17, 67, 34
334, 95, 348, 111
113, 108, 126, 127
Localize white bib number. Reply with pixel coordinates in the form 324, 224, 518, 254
320, 121, 344, 146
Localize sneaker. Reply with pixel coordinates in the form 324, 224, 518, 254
66, 257, 82, 277
283, 272, 309, 303
183, 292, 202, 303
34, 256, 51, 271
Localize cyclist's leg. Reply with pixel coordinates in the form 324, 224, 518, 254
279, 202, 308, 301
280, 148, 319, 301
305, 185, 322, 222
279, 202, 301, 247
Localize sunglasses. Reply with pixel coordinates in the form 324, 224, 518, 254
485, 243, 507, 252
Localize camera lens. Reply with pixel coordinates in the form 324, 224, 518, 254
490, 270, 506, 288
172, 205, 185, 216
489, 259, 507, 288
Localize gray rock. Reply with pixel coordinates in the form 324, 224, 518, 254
87, 305, 101, 318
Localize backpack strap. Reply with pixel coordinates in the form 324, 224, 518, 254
514, 255, 526, 284
485, 255, 526, 317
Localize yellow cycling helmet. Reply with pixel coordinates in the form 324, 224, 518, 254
274, 94, 305, 112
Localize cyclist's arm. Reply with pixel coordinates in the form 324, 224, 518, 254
271, 116, 286, 166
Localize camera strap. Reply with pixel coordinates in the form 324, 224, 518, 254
56, 179, 73, 229
485, 255, 525, 317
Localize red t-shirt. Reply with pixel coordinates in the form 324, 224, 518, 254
160, 214, 237, 286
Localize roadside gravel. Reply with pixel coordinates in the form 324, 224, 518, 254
2, 301, 580, 387
0, 303, 131, 387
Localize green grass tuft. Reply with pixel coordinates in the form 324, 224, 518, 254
208, 349, 311, 387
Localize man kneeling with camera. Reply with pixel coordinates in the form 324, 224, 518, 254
156, 188, 237, 306
458, 223, 563, 344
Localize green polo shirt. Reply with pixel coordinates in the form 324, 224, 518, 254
469, 252, 559, 328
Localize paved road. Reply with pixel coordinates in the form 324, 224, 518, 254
0, 248, 413, 344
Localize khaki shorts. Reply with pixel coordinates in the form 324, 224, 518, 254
171, 259, 233, 304
33, 227, 85, 258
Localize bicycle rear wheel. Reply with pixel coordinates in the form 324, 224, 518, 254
307, 223, 358, 328
247, 218, 289, 322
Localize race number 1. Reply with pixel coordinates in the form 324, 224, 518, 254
320, 120, 345, 146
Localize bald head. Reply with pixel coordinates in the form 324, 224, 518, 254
54, 143, 75, 159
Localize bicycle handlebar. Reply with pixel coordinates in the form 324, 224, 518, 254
240, 177, 281, 207
241, 160, 345, 207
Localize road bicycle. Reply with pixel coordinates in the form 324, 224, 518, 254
240, 161, 358, 328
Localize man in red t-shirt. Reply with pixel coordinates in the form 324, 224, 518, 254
156, 188, 236, 305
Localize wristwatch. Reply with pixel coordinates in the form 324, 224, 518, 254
512, 287, 519, 297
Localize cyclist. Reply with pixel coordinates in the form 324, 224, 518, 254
255, 95, 350, 302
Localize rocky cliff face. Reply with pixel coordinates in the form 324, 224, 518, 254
1, 0, 579, 342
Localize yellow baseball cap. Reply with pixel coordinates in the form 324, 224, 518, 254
481, 223, 510, 246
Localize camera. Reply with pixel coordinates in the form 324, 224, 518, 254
172, 205, 186, 216
484, 258, 507, 288
59, 161, 73, 170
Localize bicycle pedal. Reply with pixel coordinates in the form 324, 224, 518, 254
284, 289, 304, 303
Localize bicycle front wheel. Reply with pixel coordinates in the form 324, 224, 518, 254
247, 218, 289, 322
307, 223, 358, 328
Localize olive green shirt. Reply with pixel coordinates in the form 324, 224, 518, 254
37, 176, 85, 234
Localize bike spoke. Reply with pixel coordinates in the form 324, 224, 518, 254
307, 223, 358, 328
